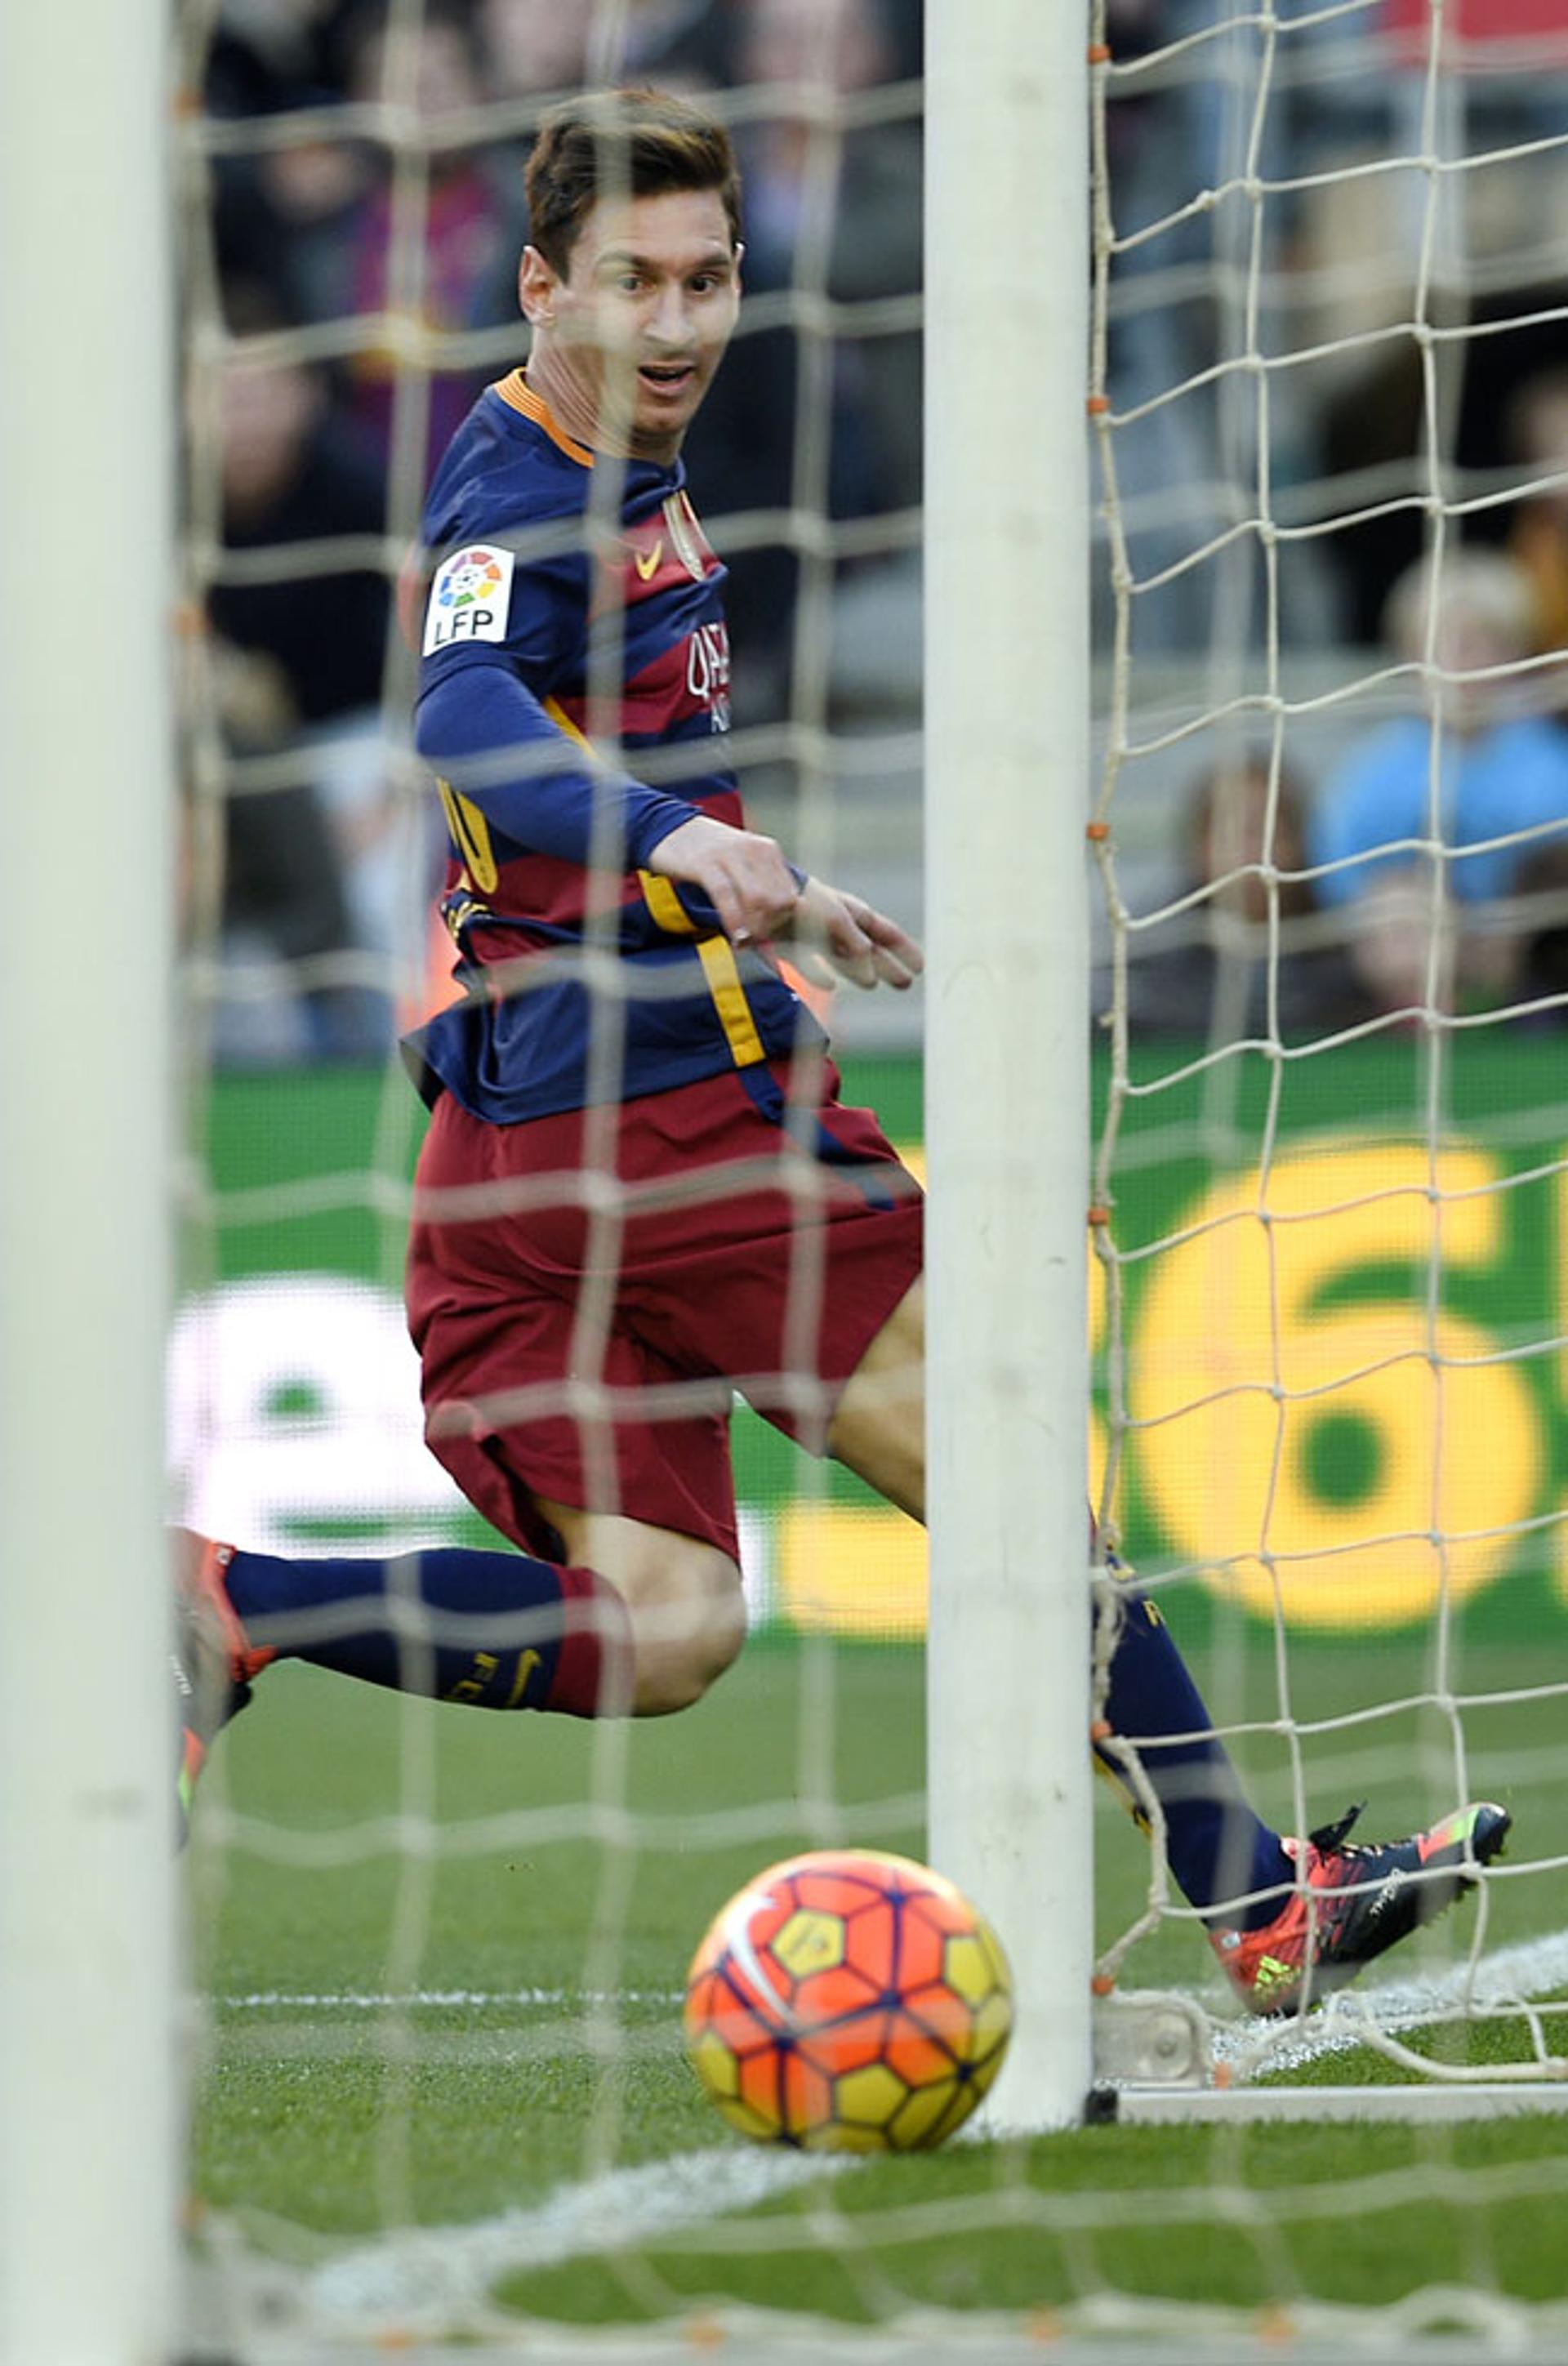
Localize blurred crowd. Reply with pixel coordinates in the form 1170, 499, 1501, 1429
189, 0, 1568, 1061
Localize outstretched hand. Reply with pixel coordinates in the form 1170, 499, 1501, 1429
648, 816, 923, 991
784, 876, 923, 991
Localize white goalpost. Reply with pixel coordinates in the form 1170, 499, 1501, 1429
0, 5, 178, 2362
924, 0, 1095, 2128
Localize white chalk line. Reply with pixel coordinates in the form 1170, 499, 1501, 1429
218, 1985, 679, 2011
220, 1928, 1568, 2336
218, 1928, 1568, 2044
307, 2145, 844, 2328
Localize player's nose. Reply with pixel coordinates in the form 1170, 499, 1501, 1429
645, 281, 693, 347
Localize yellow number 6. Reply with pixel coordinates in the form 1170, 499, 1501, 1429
1133, 1143, 1539, 1629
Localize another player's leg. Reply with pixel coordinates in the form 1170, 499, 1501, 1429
828, 1282, 1508, 2013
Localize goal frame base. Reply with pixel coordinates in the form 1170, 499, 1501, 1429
1103, 2079, 1568, 2124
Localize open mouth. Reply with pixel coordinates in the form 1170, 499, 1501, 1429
638, 361, 697, 395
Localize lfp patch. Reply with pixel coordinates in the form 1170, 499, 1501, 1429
423, 542, 514, 656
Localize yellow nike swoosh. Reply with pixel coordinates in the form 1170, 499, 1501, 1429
634, 541, 662, 581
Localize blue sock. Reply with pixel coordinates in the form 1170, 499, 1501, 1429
220, 1545, 630, 1717
1097, 1578, 1290, 1929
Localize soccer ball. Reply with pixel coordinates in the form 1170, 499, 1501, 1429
683, 1847, 1013, 2152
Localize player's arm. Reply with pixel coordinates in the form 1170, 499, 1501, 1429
647, 813, 923, 991
415, 657, 697, 870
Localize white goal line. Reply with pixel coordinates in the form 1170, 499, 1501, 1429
215, 1924, 1568, 2034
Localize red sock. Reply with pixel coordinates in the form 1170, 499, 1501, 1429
547, 1566, 635, 1716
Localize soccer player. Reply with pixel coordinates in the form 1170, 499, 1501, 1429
180, 87, 1507, 2018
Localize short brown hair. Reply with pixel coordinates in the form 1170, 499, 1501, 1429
523, 87, 743, 277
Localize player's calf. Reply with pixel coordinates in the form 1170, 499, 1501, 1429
172, 1524, 742, 1826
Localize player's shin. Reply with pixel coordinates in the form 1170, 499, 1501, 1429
1094, 1572, 1292, 1930
216, 1544, 634, 1717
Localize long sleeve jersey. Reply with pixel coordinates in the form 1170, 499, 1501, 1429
402, 369, 817, 1121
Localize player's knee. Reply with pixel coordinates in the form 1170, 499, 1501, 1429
625, 1549, 746, 1715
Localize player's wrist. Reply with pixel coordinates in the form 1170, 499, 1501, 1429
642, 811, 721, 874
633, 804, 708, 872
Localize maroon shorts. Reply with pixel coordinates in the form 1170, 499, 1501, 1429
405, 1060, 924, 1562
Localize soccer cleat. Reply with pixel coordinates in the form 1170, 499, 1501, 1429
173, 1532, 271, 1844
1211, 1798, 1511, 2018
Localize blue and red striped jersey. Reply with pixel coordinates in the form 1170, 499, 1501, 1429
402, 370, 816, 1121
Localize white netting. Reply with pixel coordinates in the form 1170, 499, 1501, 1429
166, 1, 1568, 2359
1088, 0, 1568, 2085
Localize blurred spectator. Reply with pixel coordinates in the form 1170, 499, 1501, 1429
480, 0, 740, 115
1506, 365, 1568, 659
203, 292, 397, 1058
207, 0, 334, 108
614, 0, 735, 87
1316, 340, 1428, 649
1306, 548, 1568, 1011
203, 0, 354, 305
212, 290, 389, 724
1095, 0, 1254, 656
1320, 313, 1568, 650
318, 0, 517, 481
684, 0, 923, 724
1514, 840, 1568, 1018
1115, 757, 1379, 1042
479, 0, 596, 101
205, 1, 373, 319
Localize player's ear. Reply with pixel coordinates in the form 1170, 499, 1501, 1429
519, 244, 559, 327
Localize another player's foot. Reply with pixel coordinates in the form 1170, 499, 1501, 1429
174, 1532, 268, 1844
1210, 1799, 1511, 2018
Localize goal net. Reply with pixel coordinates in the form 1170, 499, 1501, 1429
1086, 0, 1568, 2119
154, 0, 1568, 2356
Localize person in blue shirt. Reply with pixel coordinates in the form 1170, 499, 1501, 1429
1309, 548, 1568, 1012
177, 87, 1508, 2016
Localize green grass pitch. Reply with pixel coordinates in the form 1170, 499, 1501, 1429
187, 1629, 1568, 2337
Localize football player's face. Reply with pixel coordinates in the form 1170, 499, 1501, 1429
524, 189, 742, 461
